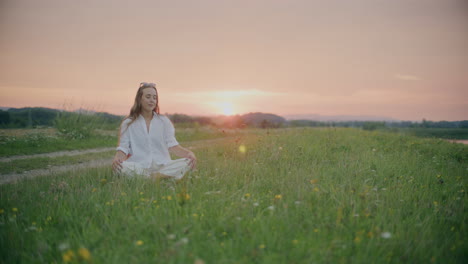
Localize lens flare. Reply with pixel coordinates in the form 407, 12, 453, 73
239, 145, 246, 153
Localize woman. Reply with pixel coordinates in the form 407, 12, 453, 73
112, 82, 197, 180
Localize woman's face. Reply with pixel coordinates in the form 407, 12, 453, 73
140, 87, 157, 112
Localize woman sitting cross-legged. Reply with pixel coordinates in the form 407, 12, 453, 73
112, 82, 196, 180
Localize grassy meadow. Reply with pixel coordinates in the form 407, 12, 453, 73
0, 127, 467, 263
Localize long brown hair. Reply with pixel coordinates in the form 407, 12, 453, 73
120, 83, 160, 134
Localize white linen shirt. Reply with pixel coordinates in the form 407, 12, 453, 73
116, 112, 179, 168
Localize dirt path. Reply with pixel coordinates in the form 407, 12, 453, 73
0, 147, 116, 162
444, 139, 468, 145
0, 137, 235, 185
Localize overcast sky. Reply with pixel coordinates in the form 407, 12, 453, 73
1, 0, 467, 121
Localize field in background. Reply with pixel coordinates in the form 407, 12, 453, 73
0, 127, 467, 263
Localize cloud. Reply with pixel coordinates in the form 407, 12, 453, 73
395, 74, 421, 81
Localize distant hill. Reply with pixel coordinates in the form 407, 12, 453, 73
0, 106, 124, 129
284, 113, 401, 122
241, 112, 286, 127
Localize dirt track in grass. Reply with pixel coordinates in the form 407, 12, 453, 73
0, 137, 235, 185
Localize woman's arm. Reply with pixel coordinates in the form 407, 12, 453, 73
169, 145, 197, 169
113, 119, 131, 173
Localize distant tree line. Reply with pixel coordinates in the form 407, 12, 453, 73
0, 107, 467, 130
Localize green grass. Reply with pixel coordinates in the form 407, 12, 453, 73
0, 127, 466, 263
385, 127, 468, 140
0, 133, 116, 157
0, 126, 235, 157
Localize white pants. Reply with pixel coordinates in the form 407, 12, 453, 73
119, 158, 191, 180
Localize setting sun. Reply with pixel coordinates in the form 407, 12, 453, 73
220, 101, 234, 116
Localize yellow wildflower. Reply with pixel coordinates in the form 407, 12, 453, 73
136, 240, 144, 246
12, 208, 18, 212
78, 247, 91, 261
62, 249, 75, 262
275, 194, 282, 199
259, 244, 266, 249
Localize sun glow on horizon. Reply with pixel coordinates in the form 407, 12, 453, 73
220, 101, 234, 116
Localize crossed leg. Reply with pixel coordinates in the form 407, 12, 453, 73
149, 158, 192, 180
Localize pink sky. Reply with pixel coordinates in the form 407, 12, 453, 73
0, 0, 467, 121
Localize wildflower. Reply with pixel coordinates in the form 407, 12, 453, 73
62, 249, 75, 262
139, 192, 144, 195
192, 213, 199, 218
381, 232, 391, 239
259, 244, 266, 249
167, 195, 172, 200
433, 201, 438, 206
135, 240, 144, 246
12, 208, 18, 212
167, 234, 176, 240
310, 179, 318, 184
292, 239, 299, 245
222, 231, 227, 236
92, 188, 97, 192
267, 205, 275, 211
46, 216, 52, 221
78, 247, 91, 261
278, 146, 283, 150
58, 242, 69, 251
313, 228, 319, 233
354, 236, 362, 243
100, 178, 107, 183
275, 194, 282, 200
253, 202, 259, 207
244, 193, 251, 198
313, 187, 319, 192
180, 237, 189, 244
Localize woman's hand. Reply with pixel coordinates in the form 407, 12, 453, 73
185, 150, 197, 170
112, 151, 127, 173
169, 145, 197, 170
